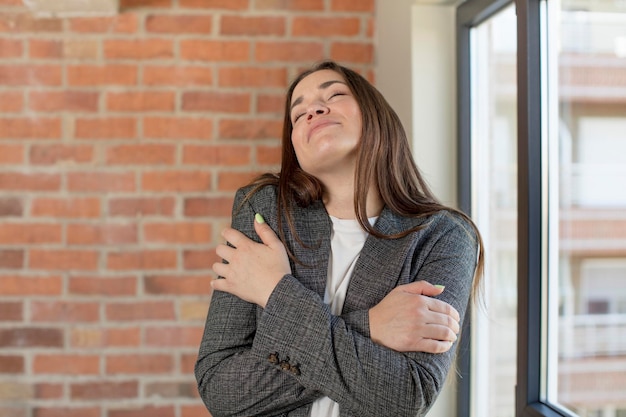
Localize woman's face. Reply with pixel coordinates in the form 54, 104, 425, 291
289, 69, 362, 180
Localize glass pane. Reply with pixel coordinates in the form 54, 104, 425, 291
469, 4, 517, 417
546, 1, 626, 415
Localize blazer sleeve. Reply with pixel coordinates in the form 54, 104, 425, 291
250, 213, 479, 417
194, 188, 322, 417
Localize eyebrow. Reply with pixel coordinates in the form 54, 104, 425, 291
290, 80, 347, 112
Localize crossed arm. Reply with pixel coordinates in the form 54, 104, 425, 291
195, 195, 476, 417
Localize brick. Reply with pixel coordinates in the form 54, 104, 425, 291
292, 16, 360, 37
0, 198, 23, 217
143, 117, 213, 140
68, 65, 137, 86
68, 276, 137, 296
0, 92, 23, 112
104, 39, 174, 60
28, 40, 62, 59
181, 404, 211, 417
0, 276, 63, 295
0, 0, 22, 5
145, 381, 198, 399
106, 144, 176, 165
69, 15, 138, 33
106, 354, 173, 374
0, 250, 23, 269
144, 222, 211, 244
0, 328, 63, 348
143, 66, 213, 86
255, 41, 324, 62
179, 300, 210, 321
70, 327, 140, 348
218, 118, 282, 139
184, 196, 233, 217
108, 197, 175, 217
28, 91, 99, 112
182, 91, 250, 113
257, 144, 282, 165
257, 93, 284, 114
106, 91, 175, 112
179, 0, 248, 9
220, 15, 285, 36
109, 406, 176, 417
0, 172, 61, 191
141, 171, 212, 192
218, 66, 286, 87
144, 274, 211, 295
67, 223, 138, 245
0, 355, 24, 373
120, 0, 172, 9
106, 250, 177, 271
0, 13, 63, 33
0, 224, 61, 244
63, 39, 100, 60
255, 0, 324, 10
30, 144, 94, 165
0, 118, 62, 139
331, 0, 374, 11
331, 42, 374, 63
74, 117, 137, 139
33, 407, 100, 417
31, 301, 100, 323
33, 354, 100, 374
0, 302, 22, 320
31, 197, 101, 218
144, 326, 203, 346
180, 353, 198, 373
105, 301, 175, 320
183, 249, 219, 270
180, 40, 249, 62
67, 172, 136, 192
182, 144, 251, 165
0, 144, 23, 164
0, 65, 62, 86
217, 171, 260, 191
0, 39, 22, 58
29, 250, 99, 271
34, 383, 63, 400
0, 382, 33, 402
70, 381, 138, 400
146, 14, 213, 33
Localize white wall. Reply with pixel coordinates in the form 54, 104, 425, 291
376, 1, 460, 416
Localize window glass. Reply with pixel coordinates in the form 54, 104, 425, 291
546, 1, 626, 415
469, 4, 517, 417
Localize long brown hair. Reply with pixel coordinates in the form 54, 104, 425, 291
246, 60, 484, 294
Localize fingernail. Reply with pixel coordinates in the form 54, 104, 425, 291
255, 213, 265, 224
434, 284, 445, 290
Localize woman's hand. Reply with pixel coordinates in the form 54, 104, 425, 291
369, 281, 460, 353
212, 214, 292, 308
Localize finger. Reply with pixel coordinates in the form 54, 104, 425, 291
221, 227, 249, 248
423, 310, 461, 334
412, 339, 454, 354
427, 298, 460, 323
210, 276, 231, 293
401, 281, 445, 297
214, 243, 235, 262
253, 213, 281, 248
419, 323, 458, 343
212, 261, 229, 278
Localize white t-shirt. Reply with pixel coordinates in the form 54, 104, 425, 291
310, 215, 376, 417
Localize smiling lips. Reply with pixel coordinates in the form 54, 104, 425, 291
307, 119, 339, 141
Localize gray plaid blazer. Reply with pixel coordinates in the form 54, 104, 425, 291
196, 184, 479, 417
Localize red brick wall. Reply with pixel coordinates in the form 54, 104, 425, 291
0, 0, 375, 415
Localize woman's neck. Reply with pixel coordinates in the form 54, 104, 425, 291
322, 179, 383, 220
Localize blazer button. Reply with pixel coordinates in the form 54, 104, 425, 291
268, 352, 279, 364
279, 358, 291, 371
289, 364, 301, 376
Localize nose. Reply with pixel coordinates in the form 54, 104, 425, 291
306, 102, 329, 121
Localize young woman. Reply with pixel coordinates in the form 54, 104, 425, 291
195, 60, 484, 417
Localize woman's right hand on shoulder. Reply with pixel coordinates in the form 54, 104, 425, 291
368, 281, 460, 353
